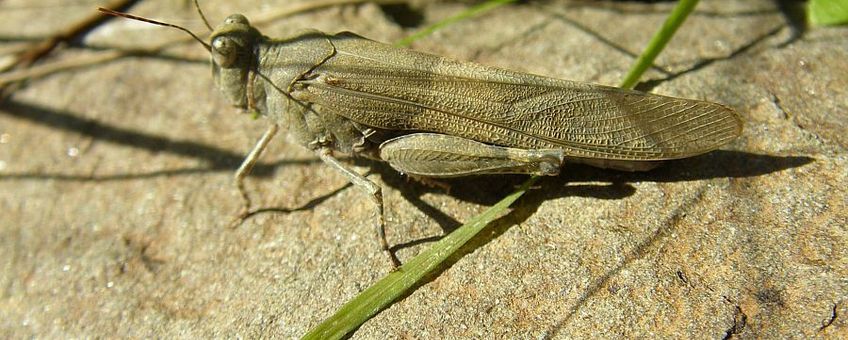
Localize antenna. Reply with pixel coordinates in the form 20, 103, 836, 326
98, 8, 212, 52
194, 0, 214, 32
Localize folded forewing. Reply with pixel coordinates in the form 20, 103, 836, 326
296, 35, 742, 161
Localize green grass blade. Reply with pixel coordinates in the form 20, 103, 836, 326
394, 0, 516, 47
303, 177, 538, 340
619, 0, 700, 89
809, 0, 848, 26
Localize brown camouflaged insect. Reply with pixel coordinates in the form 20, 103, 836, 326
99, 5, 742, 268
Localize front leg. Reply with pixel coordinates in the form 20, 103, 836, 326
230, 123, 279, 227
316, 148, 401, 269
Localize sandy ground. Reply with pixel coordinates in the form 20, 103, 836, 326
1, 0, 846, 338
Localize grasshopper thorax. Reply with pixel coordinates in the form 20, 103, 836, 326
210, 14, 263, 110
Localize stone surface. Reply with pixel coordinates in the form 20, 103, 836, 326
1, 0, 845, 338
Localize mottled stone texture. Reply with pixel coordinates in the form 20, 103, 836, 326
1, 0, 845, 338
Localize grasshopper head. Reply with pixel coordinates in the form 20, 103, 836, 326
210, 14, 262, 110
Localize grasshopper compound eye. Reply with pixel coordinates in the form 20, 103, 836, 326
211, 36, 239, 67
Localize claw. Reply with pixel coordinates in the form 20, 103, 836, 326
387, 250, 401, 270
228, 206, 251, 229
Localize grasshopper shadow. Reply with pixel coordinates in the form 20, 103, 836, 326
371, 149, 811, 250
0, 97, 314, 181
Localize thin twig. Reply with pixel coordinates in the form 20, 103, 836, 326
0, 0, 407, 88
0, 0, 141, 98
3, 0, 140, 71
251, 0, 406, 25
1, 50, 124, 85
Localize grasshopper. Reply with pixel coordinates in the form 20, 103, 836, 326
99, 5, 742, 268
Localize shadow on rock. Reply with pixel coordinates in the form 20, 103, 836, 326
0, 97, 315, 181
369, 149, 811, 236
